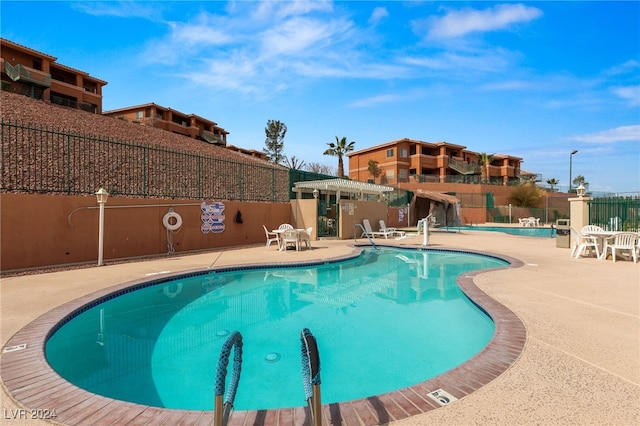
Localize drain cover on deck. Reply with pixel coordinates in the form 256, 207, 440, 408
427, 388, 458, 406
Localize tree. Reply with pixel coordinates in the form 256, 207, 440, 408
479, 152, 495, 184
546, 178, 559, 192
367, 160, 382, 183
509, 184, 544, 208
572, 175, 589, 191
283, 155, 306, 170
264, 120, 287, 164
323, 136, 355, 178
306, 162, 334, 175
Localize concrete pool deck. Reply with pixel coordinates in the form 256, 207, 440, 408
1, 229, 638, 425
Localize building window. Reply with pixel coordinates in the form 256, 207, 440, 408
386, 148, 394, 158
399, 169, 408, 179
136, 111, 143, 119
399, 148, 408, 158
386, 169, 395, 179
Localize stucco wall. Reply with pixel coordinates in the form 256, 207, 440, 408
0, 193, 291, 271
338, 200, 388, 239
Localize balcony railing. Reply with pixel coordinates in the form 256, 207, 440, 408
201, 129, 226, 146
4, 62, 52, 87
448, 157, 480, 175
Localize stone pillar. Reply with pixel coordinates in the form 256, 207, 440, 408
569, 195, 590, 231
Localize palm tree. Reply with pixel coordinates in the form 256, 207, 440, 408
323, 136, 355, 178
283, 156, 306, 170
546, 178, 559, 192
479, 152, 495, 184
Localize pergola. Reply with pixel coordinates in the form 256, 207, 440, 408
292, 179, 395, 200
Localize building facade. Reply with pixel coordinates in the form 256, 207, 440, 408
348, 137, 526, 186
0, 38, 106, 114
103, 103, 229, 146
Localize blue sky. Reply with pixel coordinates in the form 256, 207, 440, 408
2, 1, 639, 193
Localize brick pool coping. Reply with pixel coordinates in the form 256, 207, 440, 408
1, 247, 526, 425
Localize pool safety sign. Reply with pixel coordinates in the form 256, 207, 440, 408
201, 201, 225, 234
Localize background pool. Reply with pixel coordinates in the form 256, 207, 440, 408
453, 225, 556, 237
46, 248, 507, 411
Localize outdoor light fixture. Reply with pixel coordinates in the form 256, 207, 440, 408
312, 189, 319, 199
576, 184, 586, 198
95, 188, 109, 266
569, 150, 578, 193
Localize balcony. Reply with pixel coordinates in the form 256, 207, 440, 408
448, 157, 480, 175
201, 129, 226, 146
3, 62, 52, 87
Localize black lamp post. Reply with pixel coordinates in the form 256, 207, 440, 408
569, 150, 578, 193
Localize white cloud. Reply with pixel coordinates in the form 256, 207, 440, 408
613, 85, 640, 106
424, 3, 543, 39
260, 17, 350, 57
604, 59, 640, 76
369, 7, 389, 26
73, 1, 163, 20
571, 125, 640, 143
252, 0, 333, 20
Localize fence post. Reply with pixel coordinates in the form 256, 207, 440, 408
569, 194, 590, 230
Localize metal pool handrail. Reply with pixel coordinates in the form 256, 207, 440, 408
354, 223, 378, 248
300, 328, 322, 426
214, 331, 243, 426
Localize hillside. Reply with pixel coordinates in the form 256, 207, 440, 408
0, 91, 272, 167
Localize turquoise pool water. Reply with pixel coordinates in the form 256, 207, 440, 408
46, 248, 507, 411
455, 225, 556, 237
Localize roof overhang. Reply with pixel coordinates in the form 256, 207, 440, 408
293, 179, 395, 196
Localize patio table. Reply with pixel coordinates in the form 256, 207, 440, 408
583, 230, 621, 260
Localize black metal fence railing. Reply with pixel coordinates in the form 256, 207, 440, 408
1, 118, 290, 202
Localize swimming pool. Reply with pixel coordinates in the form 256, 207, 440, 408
45, 247, 507, 411
453, 225, 556, 237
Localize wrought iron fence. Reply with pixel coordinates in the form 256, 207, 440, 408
1, 119, 290, 202
589, 195, 640, 231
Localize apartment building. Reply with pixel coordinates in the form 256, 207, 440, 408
0, 38, 106, 114
103, 103, 229, 146
348, 137, 525, 186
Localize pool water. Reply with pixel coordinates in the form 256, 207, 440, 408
455, 225, 556, 237
46, 248, 507, 411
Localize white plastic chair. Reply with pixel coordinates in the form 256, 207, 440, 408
379, 220, 405, 237
604, 232, 638, 263
570, 226, 600, 259
263, 225, 280, 251
362, 219, 392, 239
582, 225, 604, 234
299, 227, 312, 249
278, 223, 294, 231
281, 229, 300, 251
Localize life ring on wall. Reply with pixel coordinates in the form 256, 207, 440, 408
163, 210, 182, 231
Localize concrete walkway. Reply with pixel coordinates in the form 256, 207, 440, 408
1, 230, 638, 425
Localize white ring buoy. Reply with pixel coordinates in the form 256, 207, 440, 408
163, 211, 182, 231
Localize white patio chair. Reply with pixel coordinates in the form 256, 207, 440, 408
362, 219, 392, 239
263, 225, 280, 251
379, 220, 405, 237
604, 232, 638, 263
518, 218, 528, 227
281, 228, 300, 251
299, 227, 312, 249
570, 226, 600, 259
582, 225, 604, 234
278, 223, 294, 231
